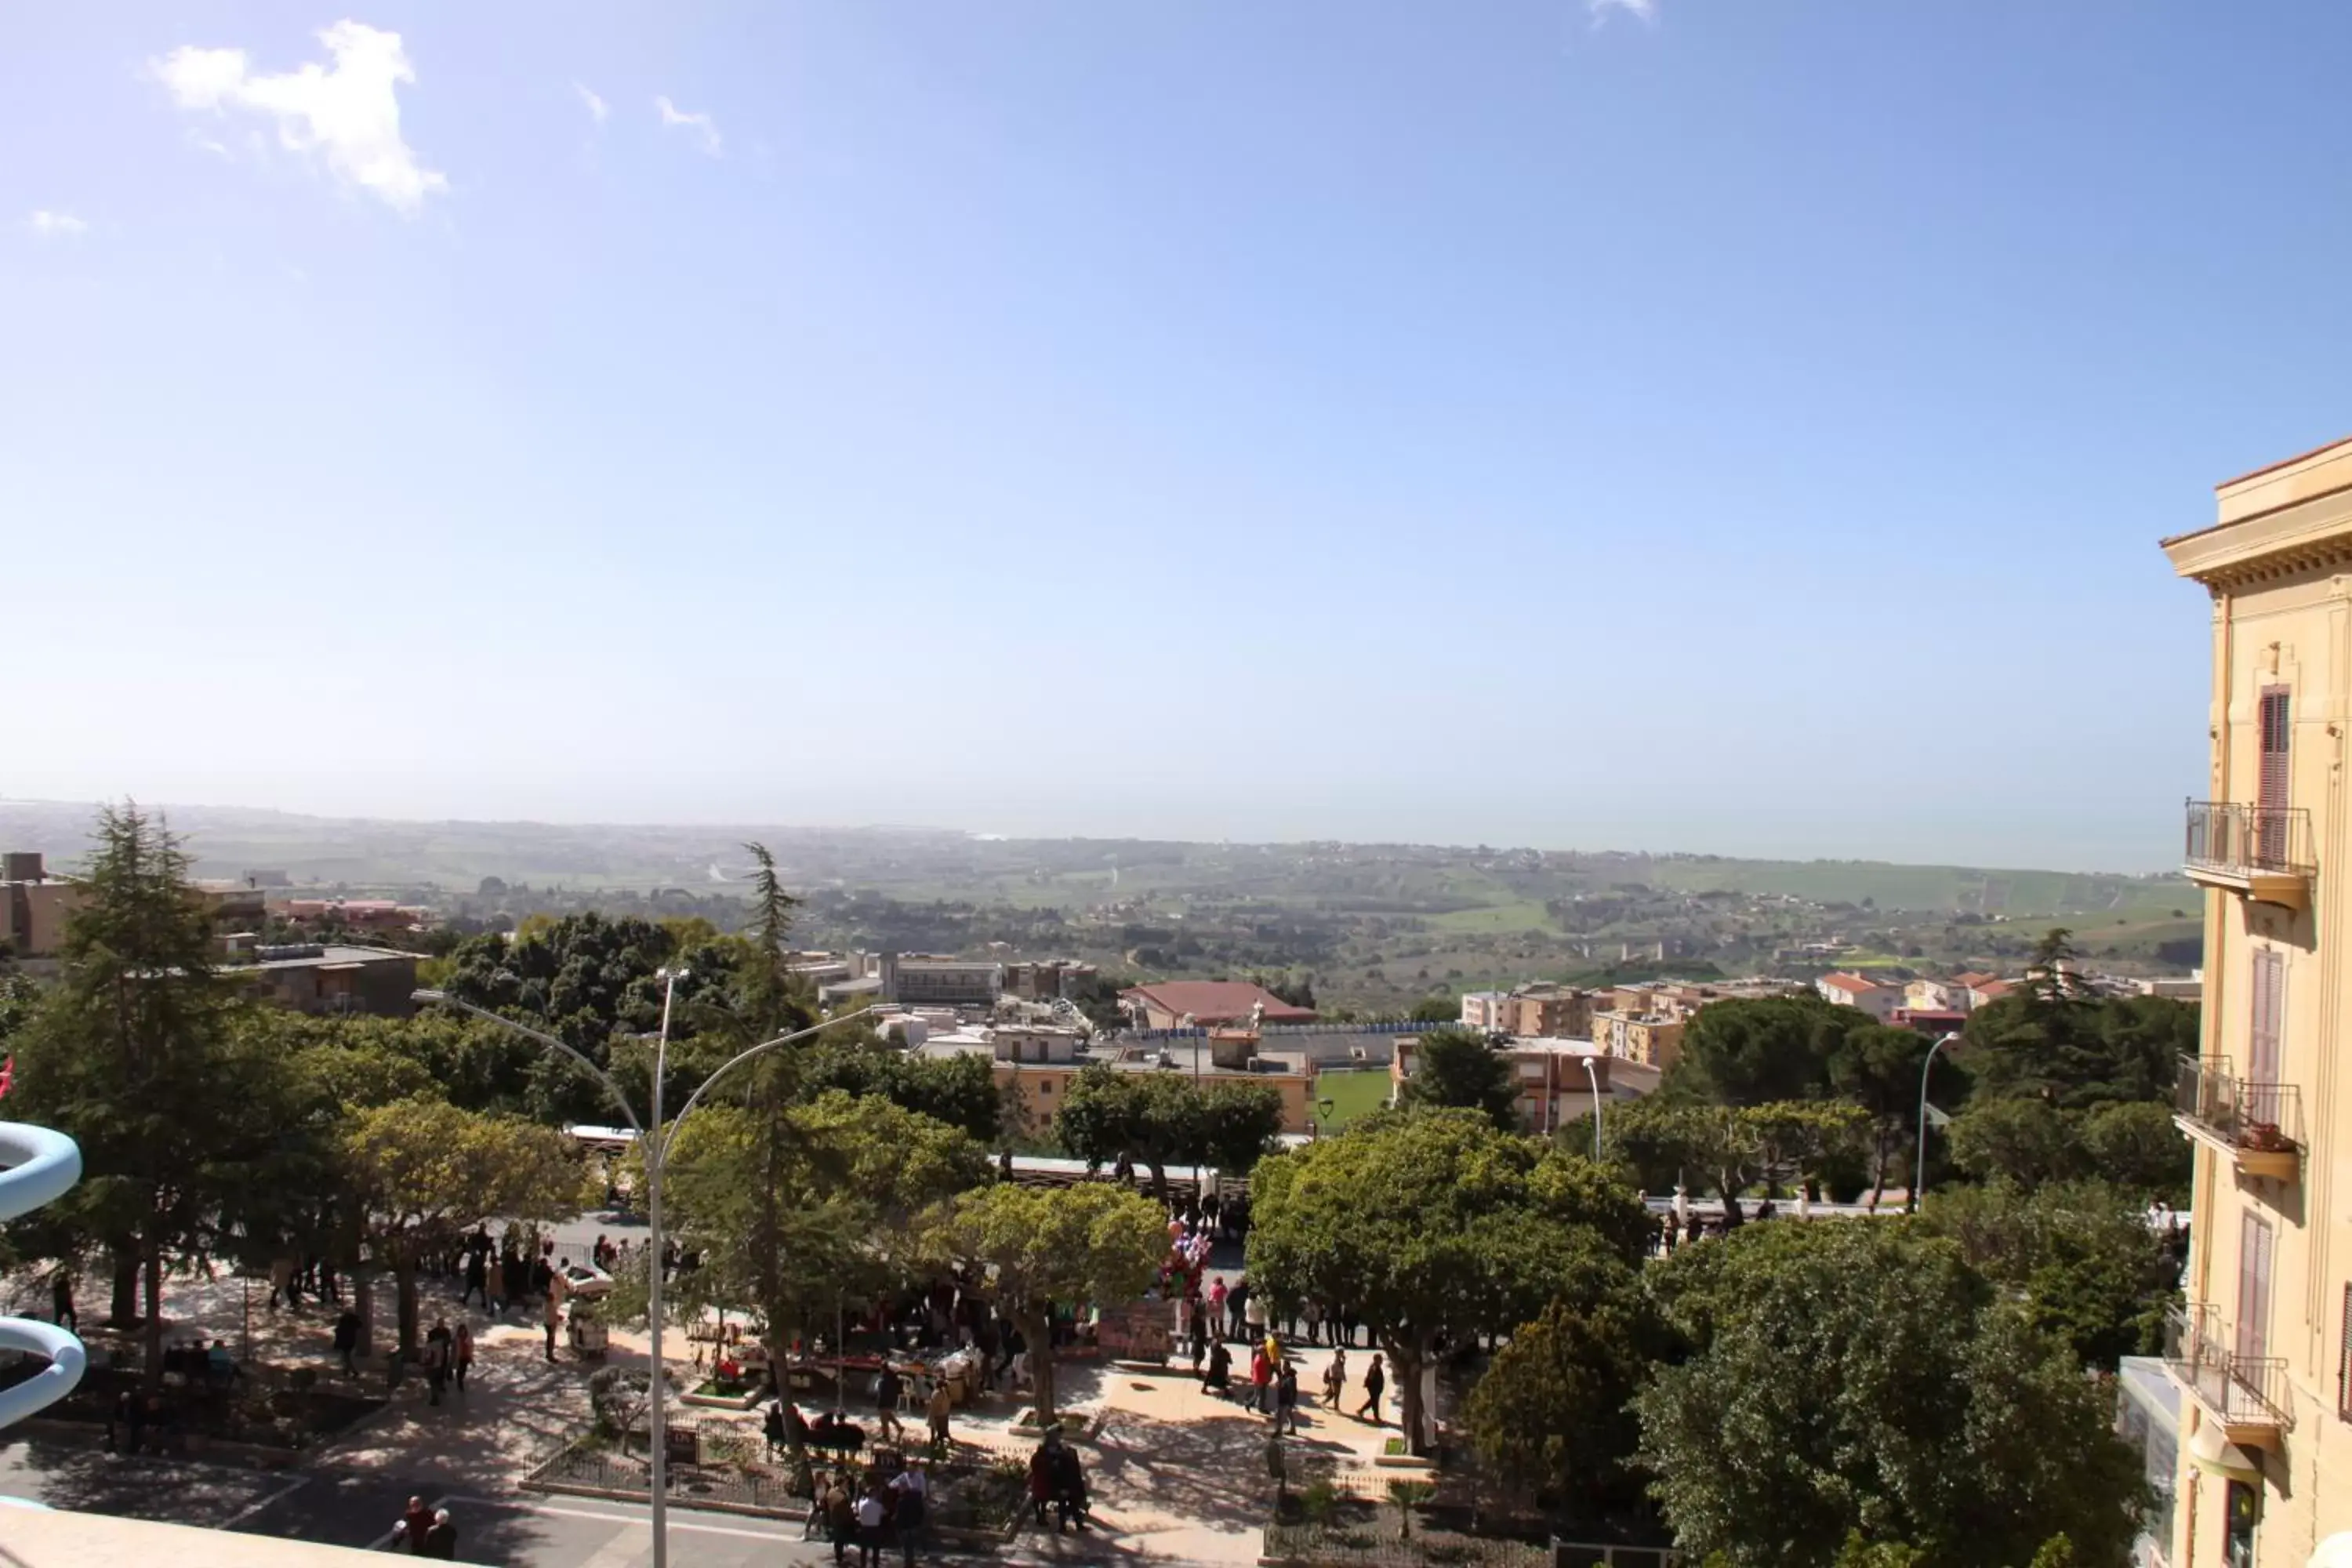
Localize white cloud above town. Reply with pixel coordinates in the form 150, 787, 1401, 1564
575, 82, 608, 125
655, 95, 723, 157
153, 20, 448, 216
27, 210, 89, 239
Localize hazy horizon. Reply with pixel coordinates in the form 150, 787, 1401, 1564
20, 2, 2341, 872
0, 793, 2187, 878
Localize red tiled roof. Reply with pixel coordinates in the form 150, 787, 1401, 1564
1118, 980, 1318, 1025
1820, 972, 1880, 994
1972, 978, 2017, 999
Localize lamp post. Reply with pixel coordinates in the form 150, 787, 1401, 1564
1911, 1031, 1962, 1213
1577, 1055, 1604, 1162
412, 982, 880, 1568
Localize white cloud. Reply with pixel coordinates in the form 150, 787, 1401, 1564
1589, 0, 1659, 24
153, 20, 448, 216
27, 210, 89, 239
575, 82, 608, 124
655, 95, 722, 157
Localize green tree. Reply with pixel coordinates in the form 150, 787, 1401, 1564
1827, 1023, 1965, 1209
2078, 1100, 2193, 1203
1247, 1109, 1648, 1454
1408, 995, 1457, 1025
1461, 1269, 1665, 1522
1909, 1180, 2180, 1369
657, 1090, 985, 1344
1398, 1027, 1520, 1130
7, 803, 303, 1383
1671, 993, 1860, 1107
1962, 931, 2194, 1111
931, 1181, 1167, 1422
340, 1097, 586, 1353
1949, 1098, 2086, 1188
798, 1043, 1003, 1145
1638, 1223, 2144, 1568
1053, 1068, 1282, 1195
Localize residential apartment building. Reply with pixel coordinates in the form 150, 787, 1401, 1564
934, 1025, 1314, 1141
1, 852, 80, 960
225, 943, 420, 1017
2158, 435, 2352, 1568
878, 952, 1003, 1007
1458, 983, 1595, 1039
1390, 1034, 1659, 1134
1815, 971, 1902, 1021
1589, 1007, 1686, 1070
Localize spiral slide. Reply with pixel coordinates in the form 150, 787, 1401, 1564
0, 1120, 86, 1430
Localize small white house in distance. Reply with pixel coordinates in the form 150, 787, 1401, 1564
1815, 971, 1901, 1021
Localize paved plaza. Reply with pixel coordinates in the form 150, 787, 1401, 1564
2, 1238, 1412, 1566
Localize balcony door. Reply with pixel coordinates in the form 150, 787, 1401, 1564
2258, 686, 2291, 864
2236, 1210, 2274, 1367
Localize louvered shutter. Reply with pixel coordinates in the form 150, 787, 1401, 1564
2238, 1211, 2274, 1366
2259, 688, 2292, 811
2250, 949, 2284, 1090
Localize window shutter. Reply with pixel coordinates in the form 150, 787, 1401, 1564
2340, 1283, 2352, 1421
2259, 688, 2292, 811
2238, 1212, 2274, 1366
2250, 949, 2285, 1087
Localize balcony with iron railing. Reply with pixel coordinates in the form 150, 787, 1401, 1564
2175, 1055, 2303, 1181
2184, 800, 2315, 909
2163, 1302, 2289, 1448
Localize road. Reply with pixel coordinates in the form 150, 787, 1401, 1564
0, 1433, 846, 1566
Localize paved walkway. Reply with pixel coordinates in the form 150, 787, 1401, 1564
5, 1260, 1409, 1566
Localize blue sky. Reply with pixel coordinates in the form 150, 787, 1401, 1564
5, 2, 2346, 870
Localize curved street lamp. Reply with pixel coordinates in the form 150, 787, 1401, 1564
413, 979, 880, 1568
1577, 1055, 1604, 1162
1911, 1030, 1963, 1213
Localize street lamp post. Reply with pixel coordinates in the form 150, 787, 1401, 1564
1578, 1055, 1604, 1162
1911, 1031, 1962, 1213
412, 982, 880, 1568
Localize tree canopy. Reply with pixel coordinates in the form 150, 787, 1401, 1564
1247, 1108, 1649, 1453
1638, 1221, 2145, 1568
1052, 1066, 1283, 1191
1397, 1026, 1521, 1130
931, 1181, 1167, 1421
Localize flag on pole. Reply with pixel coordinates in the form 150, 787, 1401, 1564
0, 1054, 13, 1100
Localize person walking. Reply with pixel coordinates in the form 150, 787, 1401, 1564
1248, 1341, 1272, 1414
1322, 1346, 1347, 1410
1357, 1352, 1385, 1425
1207, 1276, 1229, 1339
423, 1318, 452, 1406
1051, 1442, 1088, 1534
1027, 1436, 1059, 1526
874, 1363, 906, 1443
50, 1266, 75, 1334
268, 1254, 298, 1311
1276, 1359, 1301, 1435
925, 1376, 953, 1454
332, 1308, 360, 1377
453, 1320, 474, 1393
855, 1478, 887, 1568
420, 1508, 458, 1559
391, 1496, 434, 1553
1243, 1285, 1268, 1345
462, 1247, 488, 1310
889, 1465, 928, 1566
542, 1283, 563, 1362
823, 1474, 856, 1565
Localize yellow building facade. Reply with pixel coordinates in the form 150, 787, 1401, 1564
2161, 437, 2352, 1568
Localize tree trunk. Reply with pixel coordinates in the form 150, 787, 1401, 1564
140, 1242, 165, 1392
1020, 1308, 1057, 1424
394, 1254, 420, 1358
1392, 1330, 1433, 1457
1867, 1124, 1893, 1211
354, 1265, 376, 1360
108, 1249, 139, 1327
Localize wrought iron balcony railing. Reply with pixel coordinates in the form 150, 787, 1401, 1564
2163, 1302, 2289, 1440
2175, 1055, 2302, 1181
2185, 800, 2316, 880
